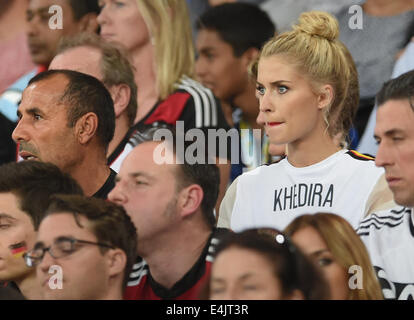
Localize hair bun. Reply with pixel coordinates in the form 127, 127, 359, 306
293, 11, 339, 41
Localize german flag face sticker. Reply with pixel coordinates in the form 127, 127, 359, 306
9, 242, 27, 258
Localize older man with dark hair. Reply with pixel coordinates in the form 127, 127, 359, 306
13, 69, 116, 198
49, 33, 138, 172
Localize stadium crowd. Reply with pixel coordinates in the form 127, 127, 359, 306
1, 0, 414, 300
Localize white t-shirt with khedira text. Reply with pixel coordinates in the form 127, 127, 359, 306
218, 149, 395, 231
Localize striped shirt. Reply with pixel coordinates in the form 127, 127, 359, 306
124, 228, 229, 300
127, 76, 231, 158
358, 207, 414, 300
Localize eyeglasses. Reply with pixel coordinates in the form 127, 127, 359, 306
24, 236, 114, 267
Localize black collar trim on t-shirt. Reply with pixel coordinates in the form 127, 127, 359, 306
107, 129, 134, 166
133, 101, 162, 131
92, 169, 117, 200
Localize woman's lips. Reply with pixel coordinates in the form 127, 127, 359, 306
267, 122, 283, 126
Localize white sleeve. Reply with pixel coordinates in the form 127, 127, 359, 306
217, 176, 240, 229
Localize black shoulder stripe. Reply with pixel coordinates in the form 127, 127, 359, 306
358, 218, 403, 231
357, 219, 404, 232
359, 207, 408, 227
359, 212, 405, 227
359, 214, 402, 227
390, 207, 408, 215
346, 150, 375, 161
128, 262, 149, 282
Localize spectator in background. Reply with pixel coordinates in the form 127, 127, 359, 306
0, 0, 100, 165
195, 3, 280, 182
27, 0, 99, 70
285, 213, 383, 300
0, 0, 35, 94
260, 0, 361, 33
187, 0, 267, 40
49, 33, 138, 172
12, 70, 116, 199
0, 161, 83, 299
208, 228, 329, 300
97, 0, 232, 215
358, 20, 414, 156
109, 139, 229, 300
0, 0, 35, 166
25, 195, 137, 300
337, 0, 414, 140
357, 70, 414, 300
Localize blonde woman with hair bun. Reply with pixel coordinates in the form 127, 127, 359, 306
285, 213, 383, 300
218, 11, 395, 231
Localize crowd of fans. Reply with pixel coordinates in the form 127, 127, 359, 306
1, 0, 414, 300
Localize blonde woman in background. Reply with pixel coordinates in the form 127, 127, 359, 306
97, 0, 232, 214
285, 213, 383, 300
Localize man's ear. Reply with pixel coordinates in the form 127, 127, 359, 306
106, 248, 127, 278
75, 112, 99, 145
109, 84, 131, 118
317, 84, 334, 110
178, 184, 204, 219
78, 13, 99, 33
